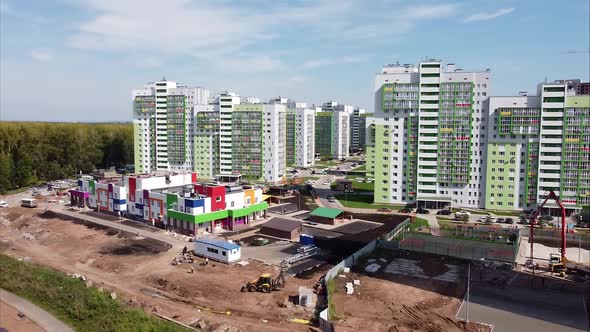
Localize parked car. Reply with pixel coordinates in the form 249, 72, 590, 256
479, 216, 488, 222
0, 201, 7, 208
436, 210, 452, 215
540, 215, 553, 222
416, 207, 430, 214
327, 195, 335, 200
505, 217, 515, 224
399, 208, 412, 213
377, 208, 393, 213
487, 216, 496, 222
496, 217, 505, 223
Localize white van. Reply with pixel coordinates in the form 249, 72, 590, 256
21, 198, 38, 208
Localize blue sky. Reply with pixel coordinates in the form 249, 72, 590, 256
1, 0, 589, 122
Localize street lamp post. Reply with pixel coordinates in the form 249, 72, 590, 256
466, 262, 470, 323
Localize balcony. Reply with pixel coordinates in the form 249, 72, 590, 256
420, 103, 439, 109
420, 76, 440, 84
542, 102, 564, 109
420, 87, 439, 93
543, 91, 565, 98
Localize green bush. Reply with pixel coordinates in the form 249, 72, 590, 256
0, 254, 190, 332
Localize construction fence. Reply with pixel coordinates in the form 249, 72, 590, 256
386, 233, 519, 263
319, 219, 411, 331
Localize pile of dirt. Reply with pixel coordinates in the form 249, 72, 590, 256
4, 210, 25, 221
99, 238, 171, 256
152, 276, 203, 299
92, 260, 128, 273
418, 257, 450, 277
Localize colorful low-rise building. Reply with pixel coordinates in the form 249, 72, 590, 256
72, 172, 267, 235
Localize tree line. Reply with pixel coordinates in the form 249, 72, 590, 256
0, 122, 133, 194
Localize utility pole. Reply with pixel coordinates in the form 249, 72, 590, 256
466, 262, 471, 323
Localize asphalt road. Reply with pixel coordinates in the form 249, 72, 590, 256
1, 289, 74, 332
457, 285, 588, 332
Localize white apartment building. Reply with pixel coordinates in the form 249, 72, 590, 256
132, 79, 209, 174
263, 104, 287, 182
315, 109, 350, 159
368, 60, 490, 208
286, 108, 315, 167
484, 81, 590, 212
217, 92, 241, 175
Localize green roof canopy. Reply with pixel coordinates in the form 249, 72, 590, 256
310, 207, 343, 219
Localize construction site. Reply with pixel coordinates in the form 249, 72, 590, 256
0, 202, 328, 332
1, 185, 589, 332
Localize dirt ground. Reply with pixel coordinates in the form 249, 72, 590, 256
0, 206, 323, 332
331, 251, 490, 332
0, 301, 45, 332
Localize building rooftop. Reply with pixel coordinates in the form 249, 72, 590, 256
261, 217, 301, 232
194, 237, 240, 250
310, 207, 344, 219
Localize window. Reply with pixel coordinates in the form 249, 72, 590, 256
231, 201, 235, 207
222, 251, 227, 256
207, 247, 219, 254
216, 196, 222, 202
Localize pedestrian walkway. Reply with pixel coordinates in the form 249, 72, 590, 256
1, 289, 74, 332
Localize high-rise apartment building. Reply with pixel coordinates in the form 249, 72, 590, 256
350, 107, 371, 153
485, 82, 590, 212
193, 105, 219, 179
230, 103, 286, 182
286, 108, 315, 167
315, 111, 350, 159
367, 61, 490, 208
132, 79, 210, 174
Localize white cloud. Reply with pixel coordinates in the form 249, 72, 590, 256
338, 4, 457, 41
30, 49, 52, 62
216, 55, 283, 74
302, 55, 367, 69
400, 4, 458, 20
463, 8, 515, 23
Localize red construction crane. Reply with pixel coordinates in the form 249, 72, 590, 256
528, 191, 566, 268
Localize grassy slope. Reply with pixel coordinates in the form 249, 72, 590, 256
0, 254, 190, 332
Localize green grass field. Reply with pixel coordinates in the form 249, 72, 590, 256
315, 160, 341, 167
334, 193, 405, 210
342, 175, 374, 191
352, 164, 366, 171
409, 218, 429, 231
0, 254, 190, 332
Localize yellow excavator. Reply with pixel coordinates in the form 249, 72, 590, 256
241, 272, 285, 293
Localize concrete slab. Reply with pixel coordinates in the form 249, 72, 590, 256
457, 285, 588, 332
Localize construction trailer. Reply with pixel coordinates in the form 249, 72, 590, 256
21, 198, 38, 208
193, 238, 241, 264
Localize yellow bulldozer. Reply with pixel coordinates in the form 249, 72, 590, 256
241, 272, 285, 293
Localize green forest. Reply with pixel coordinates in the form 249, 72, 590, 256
0, 122, 133, 194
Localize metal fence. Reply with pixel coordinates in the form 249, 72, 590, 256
391, 233, 518, 263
